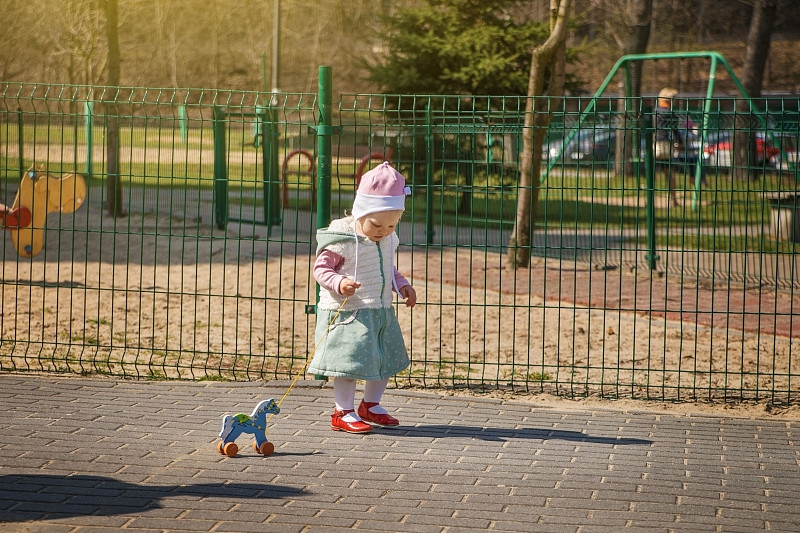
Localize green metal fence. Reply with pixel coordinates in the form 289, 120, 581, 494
1, 77, 797, 404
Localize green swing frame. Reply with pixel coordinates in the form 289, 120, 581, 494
542, 51, 793, 211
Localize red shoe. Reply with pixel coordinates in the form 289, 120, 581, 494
357, 401, 399, 427
331, 409, 372, 433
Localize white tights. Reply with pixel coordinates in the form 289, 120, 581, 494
334, 377, 390, 420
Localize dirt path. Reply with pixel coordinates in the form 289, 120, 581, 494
412, 248, 798, 339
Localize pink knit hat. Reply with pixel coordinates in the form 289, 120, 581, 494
351, 162, 410, 221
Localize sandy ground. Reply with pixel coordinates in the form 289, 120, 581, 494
1, 198, 798, 420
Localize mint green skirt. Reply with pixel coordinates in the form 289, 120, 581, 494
309, 307, 409, 380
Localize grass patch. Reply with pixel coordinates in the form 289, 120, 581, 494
147, 369, 169, 380
4, 126, 797, 255
199, 374, 230, 382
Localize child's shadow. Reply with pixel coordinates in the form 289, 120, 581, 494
0, 473, 305, 521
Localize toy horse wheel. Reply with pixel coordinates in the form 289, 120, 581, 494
217, 442, 224, 454
222, 442, 238, 457
258, 441, 275, 456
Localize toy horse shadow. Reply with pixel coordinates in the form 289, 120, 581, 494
218, 398, 280, 457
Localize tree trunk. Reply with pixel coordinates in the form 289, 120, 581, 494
621, 0, 653, 95
104, 0, 124, 217
614, 0, 653, 176
507, 0, 571, 268
731, 0, 777, 182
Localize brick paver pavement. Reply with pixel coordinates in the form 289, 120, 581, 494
1, 375, 799, 532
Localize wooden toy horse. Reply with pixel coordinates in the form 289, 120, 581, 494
217, 398, 280, 457
5, 165, 87, 258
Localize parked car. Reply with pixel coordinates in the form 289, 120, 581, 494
702, 131, 785, 169
767, 134, 799, 171
542, 127, 616, 165
545, 127, 705, 167
570, 129, 617, 162
543, 126, 712, 168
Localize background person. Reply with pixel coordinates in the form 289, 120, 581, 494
654, 87, 707, 206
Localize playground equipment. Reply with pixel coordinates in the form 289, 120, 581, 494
217, 398, 281, 457
281, 148, 315, 208
543, 51, 790, 209
212, 106, 282, 231
539, 51, 795, 271
280, 147, 392, 209
5, 165, 87, 258
210, 71, 392, 231
0, 204, 31, 230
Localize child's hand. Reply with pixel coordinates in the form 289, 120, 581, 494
399, 285, 417, 308
339, 278, 361, 297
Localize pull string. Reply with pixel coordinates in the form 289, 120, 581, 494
266, 297, 348, 427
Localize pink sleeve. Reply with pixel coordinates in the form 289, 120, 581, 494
393, 268, 410, 292
314, 250, 346, 294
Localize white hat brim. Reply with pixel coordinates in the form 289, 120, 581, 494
351, 193, 406, 221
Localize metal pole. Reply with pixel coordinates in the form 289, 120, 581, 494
425, 103, 434, 244
84, 100, 94, 176
313, 65, 333, 379
178, 104, 187, 145
643, 105, 659, 271
212, 106, 228, 230
692, 54, 719, 212
271, 0, 280, 93
316, 66, 333, 230
17, 108, 24, 176
261, 108, 270, 228
262, 107, 281, 231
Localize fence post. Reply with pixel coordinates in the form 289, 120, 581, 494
642, 105, 659, 270
178, 104, 188, 145
425, 103, 435, 244
312, 65, 335, 380
253, 104, 262, 147
17, 108, 23, 176
261, 105, 281, 230
212, 106, 228, 230
316, 66, 332, 230
83, 100, 93, 177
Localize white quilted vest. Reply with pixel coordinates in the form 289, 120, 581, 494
316, 217, 398, 311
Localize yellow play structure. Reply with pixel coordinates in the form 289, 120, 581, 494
3, 165, 87, 258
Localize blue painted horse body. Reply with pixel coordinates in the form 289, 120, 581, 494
218, 399, 280, 456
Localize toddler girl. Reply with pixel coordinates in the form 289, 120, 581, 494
309, 162, 416, 433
